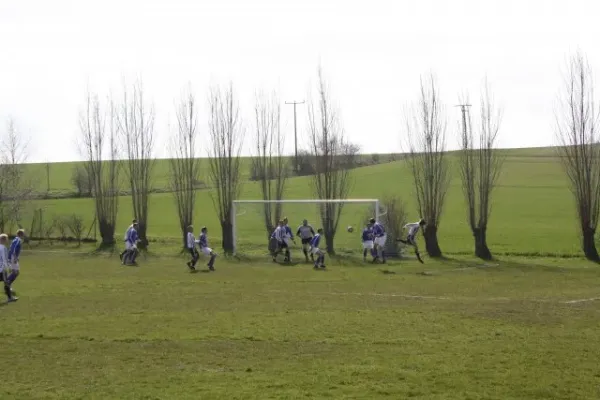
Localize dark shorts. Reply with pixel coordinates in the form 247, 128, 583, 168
301, 238, 312, 245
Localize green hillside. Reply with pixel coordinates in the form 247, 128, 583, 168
15, 146, 580, 257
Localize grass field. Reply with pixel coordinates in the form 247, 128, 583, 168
4, 147, 600, 399
3, 252, 600, 399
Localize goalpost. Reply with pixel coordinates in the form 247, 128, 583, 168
232, 199, 380, 254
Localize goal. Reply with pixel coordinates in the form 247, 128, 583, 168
232, 199, 381, 254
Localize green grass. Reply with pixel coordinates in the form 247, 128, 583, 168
20, 146, 582, 257
4, 252, 600, 399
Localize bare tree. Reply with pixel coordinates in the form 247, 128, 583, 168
0, 118, 33, 232
405, 74, 450, 258
207, 83, 244, 254
79, 92, 120, 246
252, 90, 287, 237
556, 52, 600, 261
307, 68, 355, 254
65, 214, 86, 245
117, 81, 155, 248
458, 83, 503, 260
169, 88, 202, 248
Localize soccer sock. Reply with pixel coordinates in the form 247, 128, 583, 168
3, 284, 10, 300
285, 250, 290, 259
303, 249, 308, 258
363, 249, 368, 258
208, 255, 215, 268
382, 250, 386, 260
321, 255, 326, 265
7, 271, 18, 285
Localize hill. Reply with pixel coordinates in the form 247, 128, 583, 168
12, 146, 581, 257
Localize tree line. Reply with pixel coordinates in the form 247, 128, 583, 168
3, 54, 596, 261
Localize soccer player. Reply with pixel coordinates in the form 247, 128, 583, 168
120, 219, 137, 262
370, 218, 387, 263
282, 217, 295, 262
271, 220, 289, 262
296, 219, 315, 262
361, 224, 374, 262
309, 228, 326, 269
123, 222, 139, 265
198, 227, 217, 271
0, 234, 16, 302
185, 225, 200, 271
397, 219, 426, 263
6, 229, 24, 290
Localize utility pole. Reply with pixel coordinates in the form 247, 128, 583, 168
456, 104, 472, 140
285, 100, 305, 173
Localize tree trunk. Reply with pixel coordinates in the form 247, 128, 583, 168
325, 232, 336, 256
582, 226, 599, 261
221, 220, 234, 254
423, 225, 442, 258
137, 221, 148, 249
473, 227, 492, 260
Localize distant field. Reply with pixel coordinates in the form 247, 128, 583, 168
18, 146, 582, 257
3, 252, 600, 399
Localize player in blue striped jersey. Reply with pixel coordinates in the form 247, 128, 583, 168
123, 223, 139, 265
6, 229, 24, 293
370, 218, 387, 263
361, 224, 375, 262
119, 219, 137, 262
309, 228, 325, 269
282, 217, 295, 262
197, 227, 217, 271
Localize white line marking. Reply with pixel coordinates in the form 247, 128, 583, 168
561, 297, 600, 304
268, 290, 449, 300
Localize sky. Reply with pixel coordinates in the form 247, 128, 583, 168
0, 0, 598, 163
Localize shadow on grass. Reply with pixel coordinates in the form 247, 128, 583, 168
436, 255, 582, 273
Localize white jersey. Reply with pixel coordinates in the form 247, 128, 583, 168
297, 225, 314, 239
273, 226, 286, 241
404, 222, 421, 237
0, 244, 6, 272
186, 232, 196, 249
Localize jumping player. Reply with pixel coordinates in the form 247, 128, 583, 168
361, 224, 374, 262
186, 225, 200, 271
296, 219, 315, 262
309, 228, 326, 269
197, 227, 217, 271
370, 218, 387, 263
0, 234, 16, 302
120, 219, 137, 262
397, 219, 426, 263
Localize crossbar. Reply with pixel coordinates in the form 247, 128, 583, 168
233, 199, 379, 204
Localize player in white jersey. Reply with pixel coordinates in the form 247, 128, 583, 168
397, 219, 426, 263
0, 234, 16, 302
296, 219, 315, 262
185, 225, 200, 271
271, 220, 289, 262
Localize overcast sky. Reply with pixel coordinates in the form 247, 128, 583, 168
0, 0, 597, 162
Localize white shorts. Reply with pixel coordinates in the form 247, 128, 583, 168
362, 240, 374, 249
125, 241, 133, 250
310, 247, 322, 255
200, 247, 213, 256
374, 235, 387, 247
10, 261, 19, 271
284, 238, 292, 246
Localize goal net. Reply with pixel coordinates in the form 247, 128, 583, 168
232, 199, 392, 256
